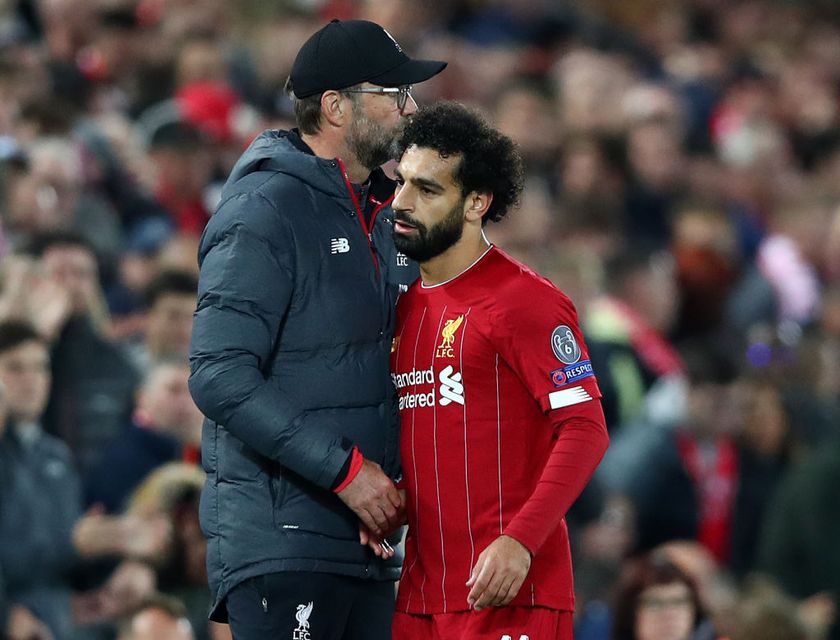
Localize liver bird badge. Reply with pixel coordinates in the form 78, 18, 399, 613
436, 315, 465, 358
295, 602, 313, 629
441, 315, 464, 348
437, 315, 464, 358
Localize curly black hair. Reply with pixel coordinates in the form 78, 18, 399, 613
397, 101, 524, 225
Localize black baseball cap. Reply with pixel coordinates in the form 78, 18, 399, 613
290, 19, 447, 98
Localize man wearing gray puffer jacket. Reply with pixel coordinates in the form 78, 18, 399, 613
188, 19, 446, 639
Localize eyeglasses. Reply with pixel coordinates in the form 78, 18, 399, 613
343, 85, 414, 111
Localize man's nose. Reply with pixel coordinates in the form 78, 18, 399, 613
401, 93, 418, 116
392, 183, 413, 212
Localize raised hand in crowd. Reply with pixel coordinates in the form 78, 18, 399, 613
72, 507, 172, 564
6, 604, 54, 640
0, 256, 72, 341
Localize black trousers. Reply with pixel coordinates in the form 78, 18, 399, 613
226, 572, 395, 640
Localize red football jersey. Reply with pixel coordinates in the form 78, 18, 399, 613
392, 246, 604, 615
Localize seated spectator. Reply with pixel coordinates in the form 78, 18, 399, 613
0, 320, 169, 639
123, 269, 198, 376
115, 594, 194, 640
584, 246, 685, 431
574, 493, 638, 640
4, 136, 122, 261
756, 197, 827, 327
658, 541, 740, 637
757, 432, 840, 640
626, 343, 742, 566
612, 552, 713, 640
86, 361, 203, 512
0, 377, 53, 640
729, 579, 818, 640
107, 216, 176, 337
728, 378, 798, 578
623, 119, 687, 248
147, 121, 215, 237
127, 464, 214, 640
24, 231, 140, 476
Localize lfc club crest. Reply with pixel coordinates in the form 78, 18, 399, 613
436, 315, 464, 358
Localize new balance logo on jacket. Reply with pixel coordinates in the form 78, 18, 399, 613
330, 238, 350, 254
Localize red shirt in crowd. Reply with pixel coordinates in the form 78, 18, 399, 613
391, 246, 609, 615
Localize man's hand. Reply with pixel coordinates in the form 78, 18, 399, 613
358, 488, 406, 559
466, 535, 532, 611
359, 524, 395, 559
7, 605, 54, 640
337, 459, 402, 536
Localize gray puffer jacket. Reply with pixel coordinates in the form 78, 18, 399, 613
189, 129, 415, 621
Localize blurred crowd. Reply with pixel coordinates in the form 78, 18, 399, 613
0, 0, 838, 638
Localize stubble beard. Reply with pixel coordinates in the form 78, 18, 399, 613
347, 112, 404, 171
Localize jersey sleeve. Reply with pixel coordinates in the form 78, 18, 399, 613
503, 401, 609, 554
491, 279, 602, 416
491, 277, 610, 554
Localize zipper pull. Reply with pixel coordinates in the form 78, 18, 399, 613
262, 597, 268, 612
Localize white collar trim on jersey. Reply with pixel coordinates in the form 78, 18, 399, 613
420, 241, 494, 289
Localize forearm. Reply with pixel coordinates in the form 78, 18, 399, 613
189, 358, 354, 488
503, 400, 609, 554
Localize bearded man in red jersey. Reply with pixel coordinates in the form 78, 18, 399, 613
364, 101, 610, 640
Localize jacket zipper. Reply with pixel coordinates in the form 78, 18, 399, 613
336, 158, 394, 276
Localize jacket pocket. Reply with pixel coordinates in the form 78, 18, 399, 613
269, 469, 288, 528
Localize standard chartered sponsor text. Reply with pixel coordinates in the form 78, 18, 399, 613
392, 366, 435, 389
394, 367, 436, 411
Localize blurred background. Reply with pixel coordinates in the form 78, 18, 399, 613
0, 0, 838, 639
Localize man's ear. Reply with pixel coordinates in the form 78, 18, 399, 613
320, 90, 347, 127
464, 191, 493, 223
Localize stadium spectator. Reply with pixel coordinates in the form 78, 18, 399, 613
115, 594, 195, 640
612, 552, 713, 640
85, 361, 202, 513
127, 464, 215, 640
146, 121, 216, 237
757, 432, 840, 640
0, 320, 168, 639
24, 232, 139, 476
123, 269, 198, 375
584, 246, 685, 432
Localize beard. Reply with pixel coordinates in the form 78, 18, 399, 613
346, 110, 403, 170
393, 198, 466, 263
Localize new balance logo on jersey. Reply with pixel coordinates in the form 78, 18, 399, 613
500, 635, 529, 640
330, 238, 350, 254
439, 365, 464, 406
